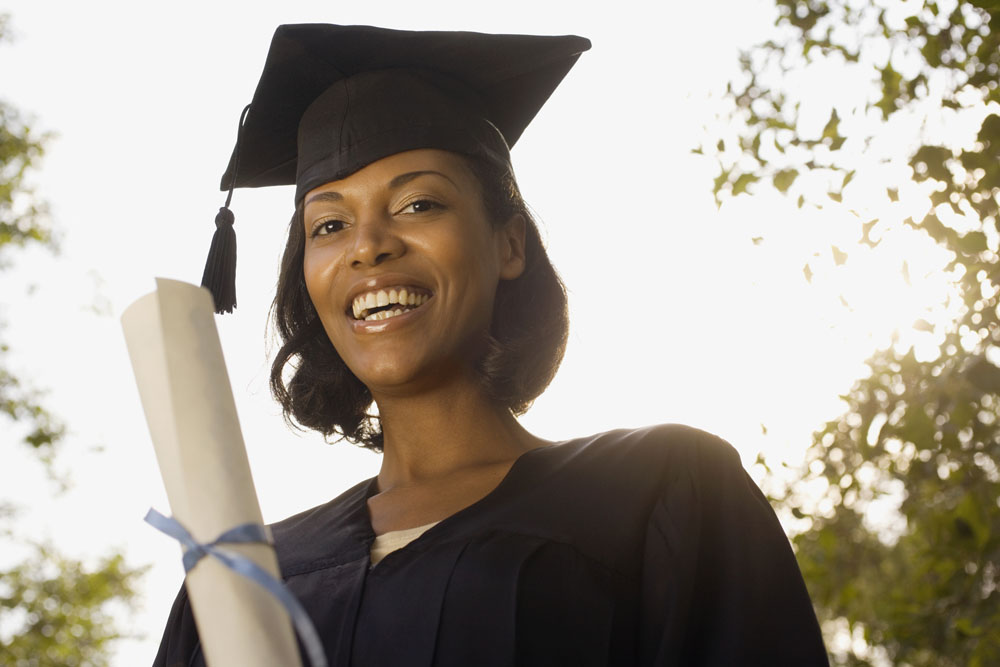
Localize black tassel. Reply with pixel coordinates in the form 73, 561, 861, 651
201, 206, 237, 313
200, 103, 251, 315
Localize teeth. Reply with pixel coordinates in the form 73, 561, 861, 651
364, 308, 407, 322
352, 288, 430, 320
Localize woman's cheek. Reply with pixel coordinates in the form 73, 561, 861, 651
303, 245, 341, 317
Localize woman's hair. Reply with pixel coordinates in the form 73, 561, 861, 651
269, 154, 569, 451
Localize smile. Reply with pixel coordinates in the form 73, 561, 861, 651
350, 287, 431, 321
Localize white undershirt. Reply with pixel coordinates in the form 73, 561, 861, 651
370, 521, 440, 565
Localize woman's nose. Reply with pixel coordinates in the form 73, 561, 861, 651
348, 215, 405, 268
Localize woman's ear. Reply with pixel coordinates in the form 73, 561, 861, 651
497, 214, 527, 280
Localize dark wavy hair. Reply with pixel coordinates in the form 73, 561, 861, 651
269, 154, 569, 451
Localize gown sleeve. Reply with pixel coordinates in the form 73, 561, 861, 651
151, 584, 204, 667
638, 429, 830, 666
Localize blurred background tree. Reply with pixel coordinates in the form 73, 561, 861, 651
704, 0, 1000, 665
0, 13, 144, 666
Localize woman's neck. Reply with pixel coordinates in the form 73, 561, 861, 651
372, 380, 547, 492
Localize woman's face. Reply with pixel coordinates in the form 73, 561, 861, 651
302, 149, 525, 396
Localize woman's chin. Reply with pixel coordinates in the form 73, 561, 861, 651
353, 358, 472, 399
349, 357, 427, 393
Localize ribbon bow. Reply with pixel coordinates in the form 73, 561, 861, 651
145, 508, 327, 667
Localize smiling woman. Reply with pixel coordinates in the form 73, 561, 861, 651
272, 149, 568, 451
153, 23, 830, 667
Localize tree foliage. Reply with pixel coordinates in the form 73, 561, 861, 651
0, 14, 144, 664
0, 12, 61, 454
706, 1, 1000, 665
0, 5, 50, 256
0, 549, 141, 666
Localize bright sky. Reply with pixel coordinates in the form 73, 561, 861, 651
0, 1, 960, 664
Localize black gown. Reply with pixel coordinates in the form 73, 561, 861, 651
153, 424, 830, 666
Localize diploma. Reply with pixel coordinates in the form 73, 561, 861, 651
122, 278, 302, 667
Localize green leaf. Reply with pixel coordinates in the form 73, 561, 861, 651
822, 108, 840, 141
968, 0, 1000, 12
957, 231, 988, 255
898, 403, 936, 446
732, 172, 758, 196
954, 617, 982, 639
861, 219, 880, 248
832, 245, 848, 265
953, 493, 990, 548
966, 357, 1000, 393
911, 145, 953, 183
712, 167, 731, 198
773, 168, 798, 193
978, 114, 1000, 140
877, 64, 903, 118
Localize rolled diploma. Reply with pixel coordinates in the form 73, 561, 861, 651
122, 278, 301, 667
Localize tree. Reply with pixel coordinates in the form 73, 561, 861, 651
704, 1, 1000, 665
0, 12, 61, 456
0, 14, 144, 666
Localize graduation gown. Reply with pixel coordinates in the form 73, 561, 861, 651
153, 424, 830, 666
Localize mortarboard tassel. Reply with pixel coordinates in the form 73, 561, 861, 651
201, 206, 238, 313
201, 104, 251, 314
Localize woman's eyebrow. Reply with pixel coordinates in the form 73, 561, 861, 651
389, 170, 458, 190
303, 190, 343, 208
304, 170, 459, 209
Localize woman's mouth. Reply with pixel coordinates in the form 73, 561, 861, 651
350, 287, 431, 322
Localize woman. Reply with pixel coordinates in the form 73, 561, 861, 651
155, 24, 829, 666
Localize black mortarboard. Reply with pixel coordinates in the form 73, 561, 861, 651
202, 23, 590, 314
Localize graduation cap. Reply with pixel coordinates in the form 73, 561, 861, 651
201, 23, 591, 314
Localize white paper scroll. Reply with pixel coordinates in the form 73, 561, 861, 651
122, 278, 301, 667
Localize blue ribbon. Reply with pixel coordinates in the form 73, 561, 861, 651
145, 508, 328, 667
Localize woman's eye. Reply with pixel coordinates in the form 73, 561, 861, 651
400, 199, 440, 214
312, 219, 346, 237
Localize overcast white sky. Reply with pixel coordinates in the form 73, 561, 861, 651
0, 1, 958, 664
